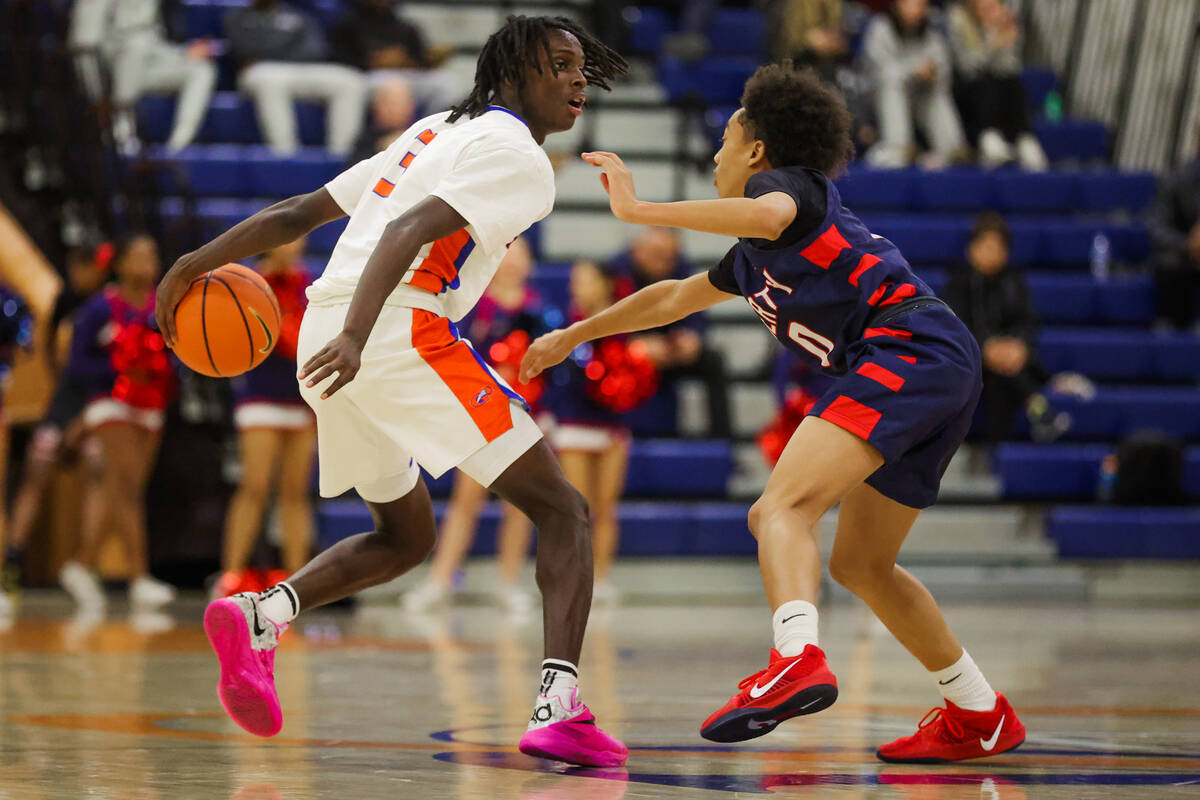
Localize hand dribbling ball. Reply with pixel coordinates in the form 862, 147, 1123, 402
173, 264, 282, 377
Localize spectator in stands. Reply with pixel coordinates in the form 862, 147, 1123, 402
777, 0, 852, 82
1147, 123, 1200, 331
942, 213, 1069, 442
70, 0, 217, 154
610, 227, 732, 438
947, 0, 1047, 171
226, 0, 368, 156
348, 77, 417, 165
331, 0, 461, 113
861, 0, 967, 168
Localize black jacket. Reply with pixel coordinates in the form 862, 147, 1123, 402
941, 264, 1038, 346
331, 2, 429, 70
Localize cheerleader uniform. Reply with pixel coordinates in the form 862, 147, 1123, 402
545, 323, 632, 453
72, 287, 174, 431
231, 266, 314, 431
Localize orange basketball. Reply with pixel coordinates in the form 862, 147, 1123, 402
173, 263, 282, 378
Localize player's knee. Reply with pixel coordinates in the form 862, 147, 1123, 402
828, 552, 891, 596
529, 482, 590, 537
747, 494, 821, 541
373, 518, 434, 576
237, 478, 271, 507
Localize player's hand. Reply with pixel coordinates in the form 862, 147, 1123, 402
155, 260, 195, 348
582, 151, 638, 221
520, 328, 576, 383
300, 331, 363, 399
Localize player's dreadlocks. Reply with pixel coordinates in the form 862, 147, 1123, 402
448, 15, 627, 123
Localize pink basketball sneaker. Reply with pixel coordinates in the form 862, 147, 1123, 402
518, 688, 628, 767
204, 593, 285, 737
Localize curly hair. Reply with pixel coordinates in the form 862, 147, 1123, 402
739, 63, 853, 176
448, 15, 627, 123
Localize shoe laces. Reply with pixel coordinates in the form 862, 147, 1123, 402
737, 666, 772, 692
917, 706, 964, 740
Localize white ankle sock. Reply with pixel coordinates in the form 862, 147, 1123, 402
772, 600, 819, 657
529, 659, 580, 729
932, 650, 996, 712
257, 582, 299, 626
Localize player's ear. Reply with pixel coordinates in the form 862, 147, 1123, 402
748, 139, 770, 169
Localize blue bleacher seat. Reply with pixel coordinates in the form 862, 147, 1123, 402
994, 443, 1110, 499
1047, 506, 1200, 558
1049, 387, 1200, 441
834, 168, 915, 209
658, 56, 758, 104
704, 9, 767, 57
1078, 171, 1156, 212
1038, 330, 1200, 382
317, 499, 754, 556
1034, 118, 1109, 162
993, 172, 1079, 212
627, 6, 673, 54
910, 169, 995, 211
140, 92, 328, 147
1020, 68, 1057, 111
181, 0, 247, 40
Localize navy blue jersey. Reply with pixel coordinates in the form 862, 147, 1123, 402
708, 167, 935, 376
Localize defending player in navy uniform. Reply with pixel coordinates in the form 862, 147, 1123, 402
521, 63, 1026, 763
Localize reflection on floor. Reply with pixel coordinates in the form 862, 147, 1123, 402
1, 588, 1198, 799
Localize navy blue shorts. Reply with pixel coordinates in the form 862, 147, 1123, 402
807, 301, 982, 509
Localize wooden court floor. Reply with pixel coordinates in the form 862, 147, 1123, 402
1, 591, 1198, 799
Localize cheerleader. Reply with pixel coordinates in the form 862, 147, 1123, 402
59, 233, 176, 612
546, 260, 653, 605
211, 238, 316, 599
402, 237, 546, 614
3, 244, 108, 613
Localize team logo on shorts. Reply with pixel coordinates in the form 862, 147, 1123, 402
471, 386, 494, 407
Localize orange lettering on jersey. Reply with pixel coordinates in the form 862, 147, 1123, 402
417, 128, 437, 145
372, 178, 395, 198
800, 225, 850, 269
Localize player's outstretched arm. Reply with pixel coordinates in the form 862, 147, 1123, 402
520, 272, 732, 383
156, 188, 346, 346
583, 151, 796, 240
299, 196, 467, 399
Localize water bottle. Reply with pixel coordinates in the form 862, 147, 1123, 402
1044, 90, 1063, 124
1090, 233, 1111, 282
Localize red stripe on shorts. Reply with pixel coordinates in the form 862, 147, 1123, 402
410, 309, 513, 442
897, 355, 917, 364
820, 395, 882, 440
800, 225, 850, 269
856, 362, 906, 391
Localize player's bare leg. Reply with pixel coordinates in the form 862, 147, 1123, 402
488, 439, 628, 766
829, 482, 958, 669
702, 416, 880, 741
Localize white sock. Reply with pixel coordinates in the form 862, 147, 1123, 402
932, 650, 996, 712
538, 658, 579, 704
772, 600, 819, 657
257, 582, 299, 626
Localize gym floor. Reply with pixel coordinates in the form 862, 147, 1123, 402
1, 583, 1198, 799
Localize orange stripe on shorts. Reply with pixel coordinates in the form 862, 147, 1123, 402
819, 395, 882, 440
373, 178, 395, 197
410, 309, 513, 442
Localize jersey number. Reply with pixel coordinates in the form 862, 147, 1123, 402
787, 321, 834, 368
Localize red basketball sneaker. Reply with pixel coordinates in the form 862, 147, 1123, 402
700, 644, 838, 742
876, 692, 1026, 763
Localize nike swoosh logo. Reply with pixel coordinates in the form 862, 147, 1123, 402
249, 308, 275, 354
251, 610, 267, 638
779, 614, 807, 624
747, 718, 776, 730
979, 715, 1005, 751
938, 673, 962, 685
748, 659, 802, 699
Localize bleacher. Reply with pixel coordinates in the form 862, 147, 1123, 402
139, 1, 1198, 562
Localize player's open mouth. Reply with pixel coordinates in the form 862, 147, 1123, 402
568, 96, 586, 115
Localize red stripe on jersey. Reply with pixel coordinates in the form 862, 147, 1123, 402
410, 310, 513, 442
820, 395, 882, 440
411, 229, 471, 294
866, 282, 892, 306
799, 225, 850, 269
879, 283, 918, 306
417, 129, 437, 145
897, 355, 917, 364
857, 362, 905, 392
372, 178, 395, 197
863, 326, 913, 340
400, 152, 415, 168
848, 253, 881, 286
